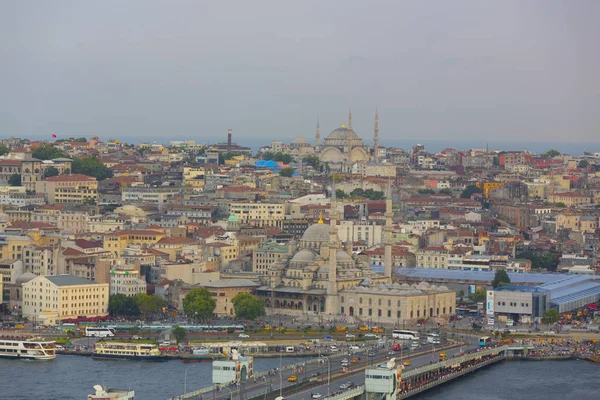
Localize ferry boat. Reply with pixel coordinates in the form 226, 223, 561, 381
92, 341, 170, 361
0, 336, 56, 360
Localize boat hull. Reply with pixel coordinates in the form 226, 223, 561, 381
92, 353, 170, 362
0, 353, 56, 360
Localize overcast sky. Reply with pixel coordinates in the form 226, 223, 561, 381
1, 0, 599, 145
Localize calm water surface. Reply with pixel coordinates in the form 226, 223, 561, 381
414, 360, 599, 400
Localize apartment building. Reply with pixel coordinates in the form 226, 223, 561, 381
109, 268, 146, 296
22, 275, 109, 322
122, 186, 187, 211
204, 279, 259, 316
36, 174, 98, 205
229, 202, 285, 228
415, 247, 449, 269
548, 192, 593, 207
252, 242, 290, 273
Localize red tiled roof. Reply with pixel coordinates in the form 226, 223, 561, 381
42, 174, 97, 182
9, 221, 56, 229
75, 239, 103, 249
157, 237, 199, 245
105, 229, 164, 236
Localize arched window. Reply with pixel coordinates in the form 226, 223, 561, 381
397, 300, 401, 307
388, 299, 391, 307
369, 298, 372, 305
378, 299, 381, 306
359, 297, 363, 304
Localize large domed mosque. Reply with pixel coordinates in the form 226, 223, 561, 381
315, 109, 373, 172
254, 182, 456, 325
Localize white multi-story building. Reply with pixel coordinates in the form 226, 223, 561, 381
109, 268, 146, 296
22, 275, 109, 321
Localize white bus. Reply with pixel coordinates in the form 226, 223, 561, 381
85, 327, 116, 338
426, 333, 440, 344
391, 330, 419, 341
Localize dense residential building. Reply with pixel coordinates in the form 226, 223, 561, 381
229, 202, 285, 228
109, 268, 146, 296
36, 174, 98, 205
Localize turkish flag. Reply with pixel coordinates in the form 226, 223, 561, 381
51, 133, 57, 138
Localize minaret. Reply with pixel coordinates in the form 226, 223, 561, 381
348, 109, 353, 130
315, 118, 321, 147
326, 181, 339, 314
374, 108, 380, 163
384, 178, 393, 282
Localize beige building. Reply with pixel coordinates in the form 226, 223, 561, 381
204, 279, 260, 316
556, 213, 599, 233
548, 192, 593, 207
109, 268, 146, 296
103, 229, 166, 257
341, 282, 456, 323
252, 242, 290, 273
36, 174, 98, 205
229, 202, 285, 228
415, 247, 449, 269
22, 275, 109, 322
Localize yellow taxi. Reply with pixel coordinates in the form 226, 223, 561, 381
288, 375, 298, 382
351, 358, 359, 363
439, 353, 447, 360
403, 360, 411, 367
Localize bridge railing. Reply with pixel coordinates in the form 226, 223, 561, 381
402, 345, 509, 379
325, 385, 365, 400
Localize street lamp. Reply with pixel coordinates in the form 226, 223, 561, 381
222, 386, 233, 400
184, 365, 196, 395
324, 356, 331, 396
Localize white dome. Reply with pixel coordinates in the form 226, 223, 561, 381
301, 223, 330, 242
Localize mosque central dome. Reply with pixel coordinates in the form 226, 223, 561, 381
300, 223, 330, 242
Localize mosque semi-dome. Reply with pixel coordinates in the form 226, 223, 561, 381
301, 223, 330, 242
291, 249, 317, 263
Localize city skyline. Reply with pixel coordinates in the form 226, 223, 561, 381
1, 1, 599, 144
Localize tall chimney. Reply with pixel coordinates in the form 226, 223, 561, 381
227, 129, 232, 148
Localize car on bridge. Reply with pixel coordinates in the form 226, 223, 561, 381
311, 393, 323, 399
287, 375, 297, 382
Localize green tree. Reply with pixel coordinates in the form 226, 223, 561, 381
364, 189, 385, 200
108, 294, 140, 317
541, 308, 560, 330
280, 154, 293, 164
541, 149, 560, 158
418, 188, 435, 195
32, 144, 67, 160
516, 250, 559, 271
279, 167, 295, 177
261, 151, 274, 160
469, 288, 487, 303
172, 325, 188, 343
8, 173, 21, 186
136, 294, 167, 320
0, 145, 9, 156
232, 293, 266, 320
577, 160, 589, 168
457, 290, 465, 303
350, 188, 364, 198
182, 288, 216, 322
492, 269, 511, 288
335, 189, 348, 199
461, 185, 483, 199
43, 166, 60, 179
302, 155, 321, 170
72, 157, 111, 180
439, 188, 453, 196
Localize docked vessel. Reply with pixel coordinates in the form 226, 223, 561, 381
92, 341, 170, 361
0, 336, 56, 360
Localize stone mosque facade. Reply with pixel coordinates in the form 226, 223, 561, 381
254, 182, 456, 325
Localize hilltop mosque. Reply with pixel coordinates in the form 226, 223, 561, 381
254, 182, 456, 325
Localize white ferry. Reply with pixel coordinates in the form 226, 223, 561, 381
0, 336, 56, 360
92, 341, 169, 361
